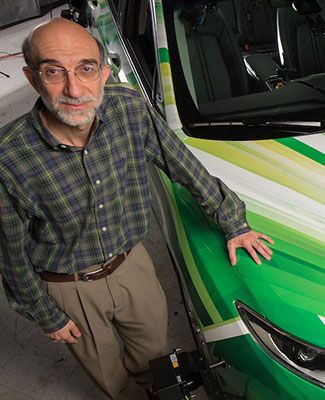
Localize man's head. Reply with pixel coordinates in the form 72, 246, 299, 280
22, 18, 110, 128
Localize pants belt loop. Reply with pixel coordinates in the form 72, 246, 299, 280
73, 272, 79, 282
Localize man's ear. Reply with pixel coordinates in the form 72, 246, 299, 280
101, 64, 111, 84
23, 66, 40, 93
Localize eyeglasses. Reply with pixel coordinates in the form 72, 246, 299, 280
34, 64, 102, 84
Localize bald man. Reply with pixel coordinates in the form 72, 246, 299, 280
0, 17, 273, 400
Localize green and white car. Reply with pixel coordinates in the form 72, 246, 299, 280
67, 0, 324, 398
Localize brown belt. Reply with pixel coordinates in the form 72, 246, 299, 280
40, 250, 131, 283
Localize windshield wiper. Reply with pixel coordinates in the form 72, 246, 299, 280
185, 120, 324, 141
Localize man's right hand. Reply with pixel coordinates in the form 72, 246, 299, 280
46, 319, 81, 344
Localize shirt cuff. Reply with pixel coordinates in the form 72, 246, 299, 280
224, 221, 251, 241
26, 297, 70, 333
40, 312, 70, 334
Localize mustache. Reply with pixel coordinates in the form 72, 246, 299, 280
57, 96, 95, 104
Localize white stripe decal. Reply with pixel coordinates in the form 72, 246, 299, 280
294, 134, 325, 153
318, 315, 325, 326
186, 145, 325, 239
203, 320, 249, 343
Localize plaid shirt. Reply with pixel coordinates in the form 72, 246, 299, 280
0, 84, 249, 333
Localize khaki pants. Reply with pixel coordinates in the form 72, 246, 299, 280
46, 243, 168, 399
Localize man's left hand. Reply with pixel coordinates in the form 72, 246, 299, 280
227, 230, 274, 266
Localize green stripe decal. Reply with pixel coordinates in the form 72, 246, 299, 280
159, 173, 223, 325
246, 210, 325, 264
155, 1, 164, 22
126, 73, 138, 87
276, 137, 325, 165
159, 48, 170, 63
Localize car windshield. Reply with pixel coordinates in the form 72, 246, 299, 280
162, 0, 325, 134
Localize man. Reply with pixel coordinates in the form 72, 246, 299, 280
0, 18, 273, 400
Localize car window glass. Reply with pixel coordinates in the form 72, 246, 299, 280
128, 6, 156, 81
163, 0, 325, 136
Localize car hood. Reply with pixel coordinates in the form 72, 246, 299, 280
183, 133, 325, 347
236, 249, 325, 348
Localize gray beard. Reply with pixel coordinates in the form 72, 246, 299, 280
45, 101, 97, 127
39, 90, 103, 127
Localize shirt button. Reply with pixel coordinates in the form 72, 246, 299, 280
84, 149, 88, 155
96, 179, 101, 185
60, 144, 67, 149
99, 204, 104, 209
109, 253, 113, 258
102, 227, 107, 232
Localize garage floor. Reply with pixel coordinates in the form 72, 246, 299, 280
0, 5, 208, 400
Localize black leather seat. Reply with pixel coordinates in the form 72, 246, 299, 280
277, 0, 325, 77
179, 3, 250, 107
217, 0, 278, 55
165, 0, 325, 125
234, 0, 278, 53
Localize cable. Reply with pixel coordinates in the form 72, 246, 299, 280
0, 70, 10, 78
0, 52, 23, 61
0, 52, 23, 78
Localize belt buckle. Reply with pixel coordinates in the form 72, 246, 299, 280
81, 255, 116, 282
102, 255, 116, 269
81, 273, 94, 282
81, 266, 106, 282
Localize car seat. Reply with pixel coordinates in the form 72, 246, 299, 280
177, 1, 250, 107
277, 0, 325, 77
217, 0, 278, 54
235, 0, 278, 53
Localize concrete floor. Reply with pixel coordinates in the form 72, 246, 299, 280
0, 5, 208, 400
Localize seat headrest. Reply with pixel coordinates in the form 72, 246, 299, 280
179, 5, 206, 26
180, 0, 218, 26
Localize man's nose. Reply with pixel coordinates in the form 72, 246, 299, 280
63, 71, 84, 98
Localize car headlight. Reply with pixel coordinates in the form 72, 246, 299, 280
236, 302, 325, 388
